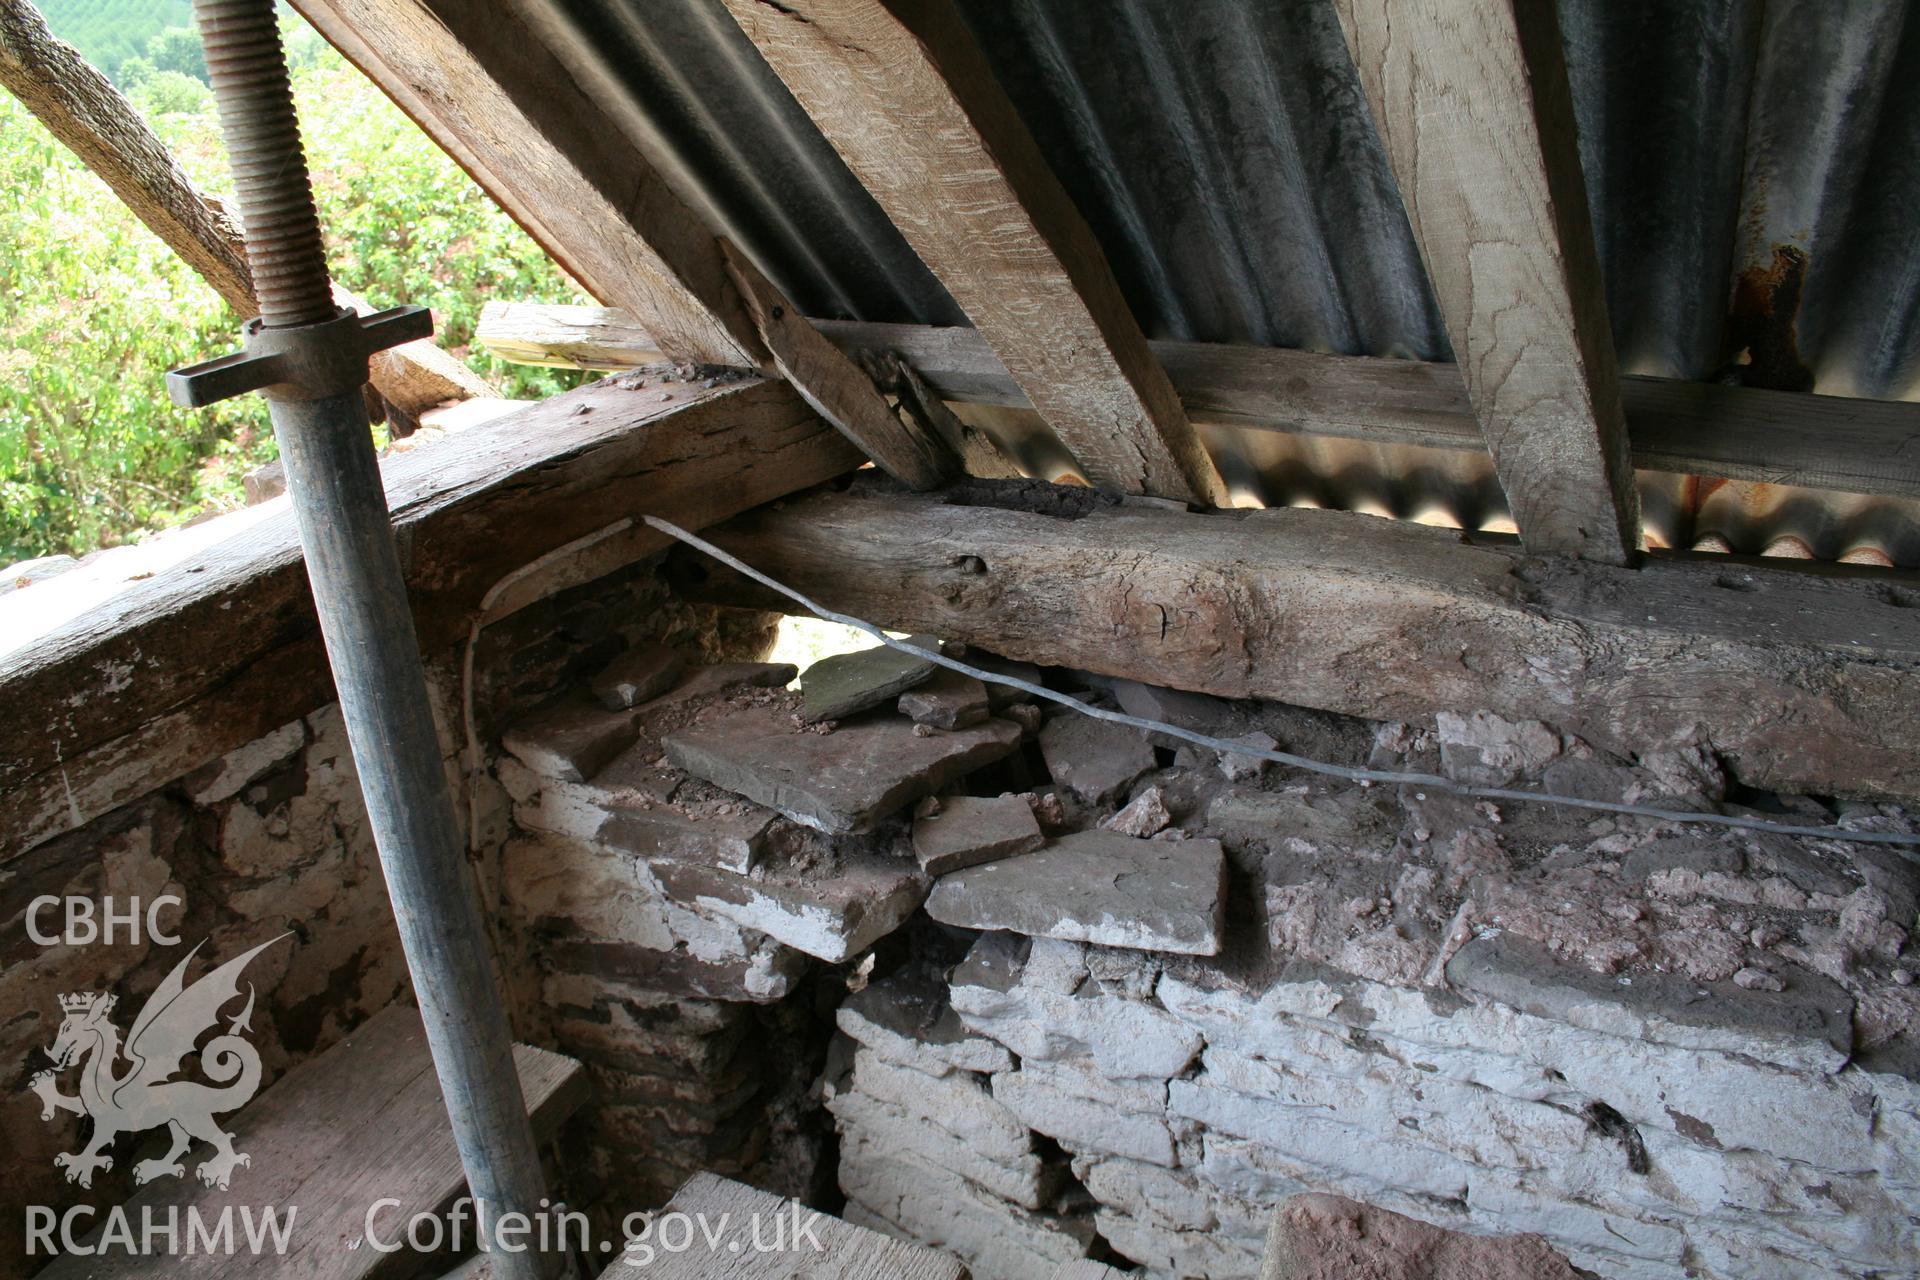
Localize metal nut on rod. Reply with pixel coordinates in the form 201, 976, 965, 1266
166, 303, 433, 407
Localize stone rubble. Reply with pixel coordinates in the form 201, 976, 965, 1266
912, 793, 1047, 874
926, 830, 1227, 955
589, 641, 686, 710
800, 633, 940, 721
899, 669, 993, 729
496, 636, 1920, 1280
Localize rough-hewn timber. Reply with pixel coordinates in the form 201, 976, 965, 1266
0, 376, 864, 858
291, 0, 761, 367
719, 238, 957, 490
719, 0, 1225, 505
675, 489, 1920, 800
486, 308, 1920, 500
478, 301, 667, 371
1337, 0, 1640, 563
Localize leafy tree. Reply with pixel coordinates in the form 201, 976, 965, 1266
130, 69, 211, 117
0, 18, 587, 562
143, 27, 207, 83
116, 55, 157, 89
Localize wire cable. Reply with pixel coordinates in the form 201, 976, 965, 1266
645, 515, 1920, 860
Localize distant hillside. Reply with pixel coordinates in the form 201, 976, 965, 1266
37, 0, 195, 83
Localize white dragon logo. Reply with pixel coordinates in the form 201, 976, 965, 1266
31, 934, 287, 1191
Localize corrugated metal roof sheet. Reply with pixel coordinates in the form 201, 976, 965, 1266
516, 0, 1920, 563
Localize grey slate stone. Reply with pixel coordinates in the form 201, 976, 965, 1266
899, 670, 992, 729
913, 795, 1046, 874
801, 634, 940, 721
926, 830, 1227, 955
1038, 715, 1157, 803
665, 703, 1023, 833
589, 642, 686, 710
1446, 935, 1853, 1069
501, 695, 638, 782
837, 970, 1017, 1076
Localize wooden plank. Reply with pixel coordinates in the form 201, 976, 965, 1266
290, 0, 761, 368
718, 0, 1225, 506
0, 375, 864, 859
673, 489, 1920, 801
1336, 0, 1640, 563
41, 1003, 588, 1279
486, 308, 1920, 499
0, 0, 491, 416
600, 1172, 967, 1279
478, 302, 666, 372
719, 238, 958, 489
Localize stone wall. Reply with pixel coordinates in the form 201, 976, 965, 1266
0, 553, 767, 1271
491, 628, 1920, 1280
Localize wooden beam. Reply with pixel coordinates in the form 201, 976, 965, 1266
719, 0, 1226, 506
718, 237, 958, 489
0, 0, 490, 416
291, 0, 762, 367
1336, 0, 1640, 563
477, 301, 666, 372
0, 374, 864, 858
674, 488, 1920, 801
480, 307, 1920, 501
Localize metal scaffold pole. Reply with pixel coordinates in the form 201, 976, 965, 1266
170, 3, 557, 1275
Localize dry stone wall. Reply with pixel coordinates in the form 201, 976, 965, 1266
0, 554, 764, 1267
497, 627, 1920, 1279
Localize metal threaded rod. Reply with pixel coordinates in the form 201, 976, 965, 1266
193, 0, 334, 327
180, 6, 561, 1276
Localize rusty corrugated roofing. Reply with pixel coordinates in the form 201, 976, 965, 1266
516, 0, 1920, 562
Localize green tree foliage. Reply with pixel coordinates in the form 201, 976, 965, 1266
36, 0, 193, 86
0, 21, 587, 562
129, 69, 211, 117
142, 26, 206, 82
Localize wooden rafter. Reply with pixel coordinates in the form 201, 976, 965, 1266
719, 237, 958, 489
1336, 0, 1640, 563
478, 307, 1920, 503
292, 0, 959, 488
678, 489, 1920, 801
719, 0, 1227, 506
292, 0, 760, 367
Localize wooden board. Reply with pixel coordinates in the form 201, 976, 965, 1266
719, 238, 957, 490
0, 375, 864, 859
718, 0, 1224, 506
484, 308, 1920, 501
478, 302, 666, 372
39, 1004, 587, 1279
1337, 0, 1640, 563
290, 0, 759, 367
599, 1172, 967, 1279
674, 489, 1920, 801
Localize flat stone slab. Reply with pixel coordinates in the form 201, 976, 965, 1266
589, 642, 685, 710
926, 830, 1227, 955
664, 703, 1022, 833
650, 852, 926, 963
899, 670, 991, 729
836, 969, 1016, 1077
800, 634, 940, 721
1446, 935, 1853, 1073
1038, 714, 1157, 803
913, 795, 1045, 874
502, 695, 639, 782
